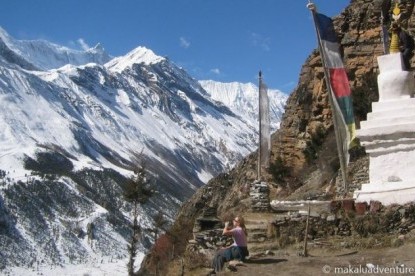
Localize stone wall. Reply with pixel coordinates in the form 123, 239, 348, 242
273, 202, 415, 248
250, 181, 270, 212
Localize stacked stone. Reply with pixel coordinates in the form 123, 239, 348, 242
190, 229, 232, 250
337, 220, 352, 236
272, 203, 415, 246
250, 181, 270, 212
336, 156, 370, 196
189, 206, 233, 251
273, 212, 351, 245
377, 204, 415, 234
192, 207, 221, 233
202, 206, 217, 217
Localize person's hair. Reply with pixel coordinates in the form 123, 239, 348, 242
235, 216, 248, 236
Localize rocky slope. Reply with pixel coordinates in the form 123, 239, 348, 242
139, 0, 412, 274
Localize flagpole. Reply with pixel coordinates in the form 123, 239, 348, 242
307, 2, 349, 195
258, 70, 262, 181
380, 10, 389, 54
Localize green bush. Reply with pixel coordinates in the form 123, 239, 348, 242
268, 157, 290, 182
303, 125, 327, 163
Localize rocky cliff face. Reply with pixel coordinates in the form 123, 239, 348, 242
140, 0, 415, 273
178, 0, 390, 217
275, 0, 384, 174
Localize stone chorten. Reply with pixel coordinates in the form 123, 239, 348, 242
354, 52, 415, 205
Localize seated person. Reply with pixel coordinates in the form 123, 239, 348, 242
211, 216, 249, 273
391, 22, 414, 70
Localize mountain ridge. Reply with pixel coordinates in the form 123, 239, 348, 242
0, 26, 287, 275
0, 26, 111, 70
200, 80, 286, 130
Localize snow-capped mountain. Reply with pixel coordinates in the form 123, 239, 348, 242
0, 26, 111, 70
199, 80, 287, 131
0, 27, 287, 275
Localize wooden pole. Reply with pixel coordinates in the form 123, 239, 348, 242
308, 4, 349, 194
303, 203, 311, 257
258, 71, 262, 181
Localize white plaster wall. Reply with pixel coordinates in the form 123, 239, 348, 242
369, 149, 415, 184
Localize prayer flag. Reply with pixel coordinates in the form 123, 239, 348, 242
259, 73, 270, 169
314, 12, 356, 163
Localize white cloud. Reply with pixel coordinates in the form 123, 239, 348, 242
77, 38, 90, 50
250, 32, 271, 51
179, 37, 190, 49
210, 68, 221, 75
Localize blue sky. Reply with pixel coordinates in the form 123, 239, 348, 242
1, 0, 350, 93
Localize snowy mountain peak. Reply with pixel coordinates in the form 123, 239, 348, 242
0, 26, 13, 43
87, 43, 105, 53
200, 80, 288, 130
106, 46, 165, 73
199, 80, 257, 105
0, 25, 112, 70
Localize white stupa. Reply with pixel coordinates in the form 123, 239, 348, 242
353, 52, 415, 205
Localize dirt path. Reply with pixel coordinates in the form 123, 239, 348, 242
194, 242, 415, 275
224, 243, 415, 276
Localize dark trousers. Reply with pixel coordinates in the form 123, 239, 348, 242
212, 246, 249, 272
402, 49, 414, 70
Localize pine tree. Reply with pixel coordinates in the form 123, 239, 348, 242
152, 211, 168, 242
123, 165, 154, 276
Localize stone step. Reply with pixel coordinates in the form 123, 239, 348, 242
371, 98, 415, 112
361, 113, 415, 129
367, 106, 415, 120
358, 122, 415, 140
243, 213, 276, 244
247, 234, 268, 243
246, 223, 269, 231
246, 224, 270, 243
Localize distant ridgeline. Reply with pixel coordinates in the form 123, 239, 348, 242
0, 26, 287, 274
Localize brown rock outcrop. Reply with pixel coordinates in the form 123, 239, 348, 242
273, 0, 386, 174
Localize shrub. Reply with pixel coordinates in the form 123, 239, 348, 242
303, 125, 327, 163
183, 244, 210, 270
152, 233, 174, 274
23, 151, 74, 176
268, 157, 290, 183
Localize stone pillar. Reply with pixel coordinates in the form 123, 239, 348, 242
250, 180, 270, 212
354, 53, 415, 205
